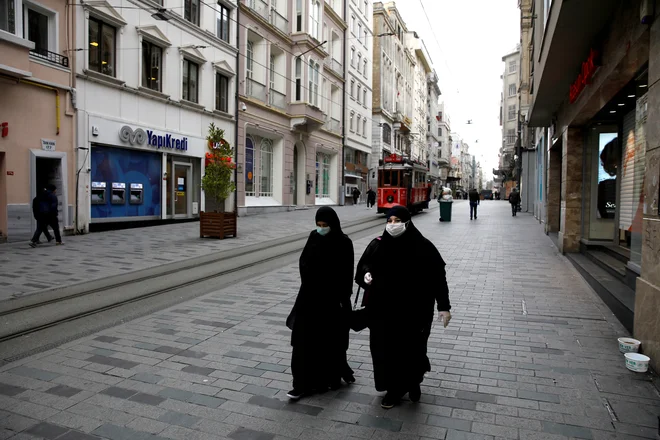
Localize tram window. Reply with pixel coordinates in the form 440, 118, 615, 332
382, 170, 400, 186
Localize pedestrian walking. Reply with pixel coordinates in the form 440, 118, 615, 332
366, 187, 376, 210
509, 187, 521, 217
355, 205, 451, 409
468, 188, 480, 220
30, 184, 62, 247
286, 207, 355, 400
352, 187, 361, 205
30, 187, 53, 246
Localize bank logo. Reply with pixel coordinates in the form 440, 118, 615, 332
119, 126, 147, 145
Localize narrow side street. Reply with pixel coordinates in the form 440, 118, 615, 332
0, 202, 657, 440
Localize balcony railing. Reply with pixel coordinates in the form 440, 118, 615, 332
505, 135, 516, 145
270, 7, 289, 34
269, 88, 286, 109
246, 77, 267, 102
247, 0, 269, 20
30, 47, 69, 68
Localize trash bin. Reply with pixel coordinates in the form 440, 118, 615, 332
439, 201, 453, 222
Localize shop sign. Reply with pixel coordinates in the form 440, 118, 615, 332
119, 126, 189, 151
569, 49, 600, 104
384, 153, 402, 163
41, 139, 56, 151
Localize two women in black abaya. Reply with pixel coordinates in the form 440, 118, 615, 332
286, 207, 355, 399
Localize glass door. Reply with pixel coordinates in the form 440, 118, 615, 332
173, 163, 192, 217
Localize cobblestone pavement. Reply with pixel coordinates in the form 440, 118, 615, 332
1, 201, 658, 440
0, 204, 386, 300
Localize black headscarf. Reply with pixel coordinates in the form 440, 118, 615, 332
315, 206, 344, 236
386, 205, 411, 223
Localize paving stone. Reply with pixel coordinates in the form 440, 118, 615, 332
57, 431, 104, 440
94, 336, 120, 344
356, 414, 402, 432
157, 411, 200, 428
186, 393, 226, 408
25, 422, 70, 439
45, 385, 82, 398
0, 383, 26, 396
228, 427, 275, 440
241, 385, 279, 398
131, 373, 164, 384
427, 415, 472, 432
454, 391, 498, 404
255, 363, 287, 373
542, 421, 594, 439
248, 395, 284, 410
471, 422, 518, 439
445, 430, 494, 440
157, 388, 194, 402
518, 390, 561, 404
128, 392, 166, 406
181, 366, 215, 377
8, 367, 60, 382
92, 423, 153, 440
86, 355, 138, 370
99, 387, 137, 399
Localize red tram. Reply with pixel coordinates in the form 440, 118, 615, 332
377, 153, 431, 214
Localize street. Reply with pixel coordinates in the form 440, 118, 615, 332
0, 201, 658, 440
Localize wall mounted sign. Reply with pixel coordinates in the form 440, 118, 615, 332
41, 139, 56, 151
119, 126, 189, 151
569, 49, 600, 104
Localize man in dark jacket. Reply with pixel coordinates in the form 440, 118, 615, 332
366, 187, 376, 209
30, 184, 62, 247
509, 188, 521, 217
351, 187, 361, 206
468, 188, 480, 220
30, 188, 53, 246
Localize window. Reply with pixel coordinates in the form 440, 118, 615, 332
0, 0, 16, 33
315, 152, 330, 198
259, 139, 274, 197
363, 29, 367, 47
142, 40, 162, 91
383, 123, 391, 144
309, 0, 320, 40
357, 54, 362, 73
215, 73, 229, 112
356, 115, 361, 135
351, 15, 355, 34
88, 18, 116, 77
509, 60, 517, 73
350, 47, 355, 67
269, 54, 275, 91
358, 23, 362, 43
184, 0, 200, 25
357, 84, 361, 104
182, 59, 199, 103
508, 104, 516, 120
295, 57, 302, 100
308, 60, 320, 107
362, 88, 367, 106
506, 128, 516, 144
362, 118, 367, 136
363, 59, 367, 78
364, 0, 368, 15
349, 112, 354, 131
296, 0, 302, 31
438, 127, 442, 136
246, 40, 254, 94
24, 4, 50, 51
216, 3, 229, 42
508, 83, 516, 96
350, 79, 354, 98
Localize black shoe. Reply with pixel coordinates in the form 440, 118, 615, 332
286, 389, 304, 400
342, 374, 356, 384
29, 241, 37, 248
409, 385, 421, 403
381, 393, 398, 409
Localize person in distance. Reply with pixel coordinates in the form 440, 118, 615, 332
355, 205, 451, 409
286, 207, 355, 400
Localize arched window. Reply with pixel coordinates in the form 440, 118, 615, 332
259, 139, 274, 197
245, 135, 255, 196
362, 118, 367, 137
356, 115, 361, 135
382, 123, 391, 145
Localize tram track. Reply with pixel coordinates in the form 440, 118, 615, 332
0, 215, 387, 350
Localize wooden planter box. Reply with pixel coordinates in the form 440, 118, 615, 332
200, 211, 237, 239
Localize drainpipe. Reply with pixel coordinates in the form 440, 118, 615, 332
234, 6, 240, 215
340, 0, 347, 206
20, 80, 60, 135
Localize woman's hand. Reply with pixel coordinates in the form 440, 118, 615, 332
438, 311, 451, 328
364, 272, 373, 285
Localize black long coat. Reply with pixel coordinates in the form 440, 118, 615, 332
355, 223, 450, 394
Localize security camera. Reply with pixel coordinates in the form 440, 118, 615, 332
240, 102, 247, 112
87, 168, 91, 173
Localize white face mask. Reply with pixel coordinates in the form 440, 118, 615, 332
386, 222, 406, 238
316, 226, 331, 236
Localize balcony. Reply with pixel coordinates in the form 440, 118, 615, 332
30, 47, 69, 68
325, 117, 341, 134
290, 102, 325, 130
323, 57, 342, 76
269, 8, 289, 34
246, 77, 267, 102
505, 135, 516, 145
269, 88, 286, 110
247, 0, 269, 21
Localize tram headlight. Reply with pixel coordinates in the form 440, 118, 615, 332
387, 195, 394, 203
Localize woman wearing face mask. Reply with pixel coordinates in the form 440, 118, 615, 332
355, 205, 451, 409
286, 207, 355, 400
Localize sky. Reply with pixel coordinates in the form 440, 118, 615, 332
390, 0, 521, 181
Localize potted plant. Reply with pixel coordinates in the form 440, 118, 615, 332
200, 123, 237, 239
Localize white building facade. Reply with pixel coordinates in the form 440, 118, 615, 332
500, 47, 521, 175
427, 70, 443, 194
74, 0, 238, 230
344, 0, 373, 203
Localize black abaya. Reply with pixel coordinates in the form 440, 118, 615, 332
288, 207, 354, 392
355, 206, 450, 396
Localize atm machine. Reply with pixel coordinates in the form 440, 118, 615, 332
111, 182, 126, 204
129, 183, 143, 205
91, 182, 107, 204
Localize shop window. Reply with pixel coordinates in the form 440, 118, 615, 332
0, 0, 16, 33
246, 135, 275, 198
259, 139, 274, 197
89, 17, 116, 77
184, 0, 200, 25
216, 3, 229, 42
142, 40, 162, 91
215, 72, 229, 112
315, 152, 331, 198
597, 134, 618, 220
182, 59, 199, 103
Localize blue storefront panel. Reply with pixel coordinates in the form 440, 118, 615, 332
90, 145, 162, 219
